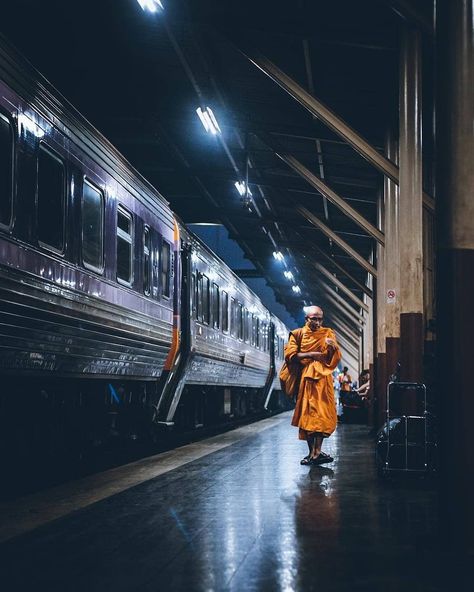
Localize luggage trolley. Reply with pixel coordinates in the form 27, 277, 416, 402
376, 381, 437, 476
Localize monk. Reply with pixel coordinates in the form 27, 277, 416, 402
285, 305, 342, 465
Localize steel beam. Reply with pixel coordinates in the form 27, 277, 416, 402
310, 244, 372, 298
277, 153, 385, 244
298, 206, 377, 277
312, 261, 369, 311
331, 314, 361, 342
242, 51, 435, 212
318, 282, 366, 323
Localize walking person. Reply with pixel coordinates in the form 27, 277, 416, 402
284, 305, 342, 465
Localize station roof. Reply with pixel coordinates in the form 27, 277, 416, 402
1, 0, 434, 334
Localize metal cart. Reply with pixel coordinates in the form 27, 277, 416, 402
376, 381, 437, 476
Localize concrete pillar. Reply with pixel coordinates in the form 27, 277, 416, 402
376, 192, 387, 428
363, 286, 374, 426
399, 26, 424, 388
436, 0, 474, 553
384, 135, 400, 391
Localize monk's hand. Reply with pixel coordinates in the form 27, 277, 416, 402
309, 351, 325, 361
325, 338, 337, 349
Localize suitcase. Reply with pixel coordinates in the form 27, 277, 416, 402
376, 381, 437, 476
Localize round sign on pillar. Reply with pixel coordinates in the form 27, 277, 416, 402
386, 289, 396, 304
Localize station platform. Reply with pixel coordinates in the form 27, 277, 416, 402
0, 412, 443, 591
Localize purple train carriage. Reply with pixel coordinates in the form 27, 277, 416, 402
0, 34, 289, 475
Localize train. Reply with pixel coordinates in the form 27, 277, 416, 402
0, 34, 290, 481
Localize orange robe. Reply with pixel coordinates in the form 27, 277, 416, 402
285, 326, 342, 439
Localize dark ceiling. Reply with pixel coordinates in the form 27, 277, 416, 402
0, 0, 435, 332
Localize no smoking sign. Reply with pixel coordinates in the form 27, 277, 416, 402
386, 289, 396, 304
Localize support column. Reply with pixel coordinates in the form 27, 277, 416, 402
363, 287, 374, 427
399, 26, 424, 388
436, 0, 474, 553
384, 135, 400, 394
376, 193, 387, 428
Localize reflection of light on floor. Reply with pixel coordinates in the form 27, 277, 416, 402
274, 437, 299, 591
223, 510, 237, 574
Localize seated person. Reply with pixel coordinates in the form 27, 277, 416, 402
355, 370, 370, 400
340, 370, 370, 408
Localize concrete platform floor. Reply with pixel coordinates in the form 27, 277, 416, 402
0, 412, 453, 591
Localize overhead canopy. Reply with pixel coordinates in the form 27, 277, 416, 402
0, 0, 436, 331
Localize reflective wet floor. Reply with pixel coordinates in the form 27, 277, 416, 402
0, 413, 453, 591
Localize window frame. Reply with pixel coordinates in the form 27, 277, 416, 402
0, 110, 14, 231
212, 282, 220, 329
143, 225, 151, 296
221, 290, 229, 333
36, 142, 66, 254
161, 239, 171, 299
116, 204, 134, 287
81, 177, 105, 275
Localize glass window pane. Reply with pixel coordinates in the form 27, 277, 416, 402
143, 226, 151, 295
221, 291, 229, 332
37, 145, 65, 250
202, 275, 210, 324
117, 207, 133, 284
0, 113, 13, 226
161, 240, 171, 298
191, 273, 197, 318
238, 303, 243, 340
82, 180, 103, 271
212, 283, 220, 329
230, 297, 236, 337
244, 309, 250, 343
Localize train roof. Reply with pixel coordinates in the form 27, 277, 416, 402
0, 34, 170, 216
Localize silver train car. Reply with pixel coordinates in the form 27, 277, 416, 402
0, 35, 290, 469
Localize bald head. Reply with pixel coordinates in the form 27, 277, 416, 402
303, 305, 323, 317
303, 305, 324, 331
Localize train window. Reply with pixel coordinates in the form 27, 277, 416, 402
238, 303, 244, 340
82, 179, 104, 273
0, 112, 13, 228
152, 233, 160, 299
230, 297, 236, 337
191, 273, 196, 318
252, 315, 260, 348
244, 308, 250, 343
197, 273, 210, 324
143, 226, 151, 295
221, 290, 229, 333
37, 145, 65, 251
202, 275, 210, 324
117, 206, 133, 285
262, 323, 269, 352
212, 283, 220, 329
161, 240, 171, 298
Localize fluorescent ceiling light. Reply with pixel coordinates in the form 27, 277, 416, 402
284, 271, 294, 280
292, 285, 301, 294
234, 181, 252, 197
137, 0, 164, 12
273, 251, 284, 262
196, 106, 221, 135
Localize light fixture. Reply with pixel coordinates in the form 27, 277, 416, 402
283, 270, 294, 281
273, 251, 284, 262
292, 285, 301, 294
234, 181, 252, 197
196, 106, 221, 135
136, 0, 164, 12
